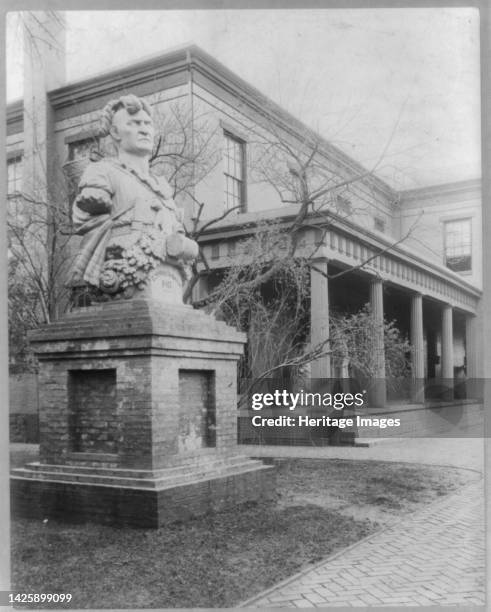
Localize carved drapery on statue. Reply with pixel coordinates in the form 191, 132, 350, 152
67, 158, 198, 301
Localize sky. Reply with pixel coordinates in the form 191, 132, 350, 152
6, 8, 481, 190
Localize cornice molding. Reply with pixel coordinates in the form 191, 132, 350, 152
196, 207, 481, 300
188, 48, 397, 202
400, 178, 481, 202
45, 44, 396, 201
10, 43, 481, 216
48, 47, 191, 110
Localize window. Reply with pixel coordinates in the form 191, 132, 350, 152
223, 131, 246, 212
374, 217, 386, 232
444, 219, 472, 272
7, 156, 23, 194
336, 195, 352, 215
211, 244, 220, 260
68, 136, 100, 161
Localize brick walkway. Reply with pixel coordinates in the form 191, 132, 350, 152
244, 438, 484, 472
241, 480, 485, 607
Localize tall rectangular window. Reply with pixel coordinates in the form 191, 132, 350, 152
7, 156, 23, 194
223, 131, 246, 212
444, 219, 472, 272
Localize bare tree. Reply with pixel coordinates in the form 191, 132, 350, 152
8, 78, 420, 386
184, 104, 421, 389
330, 305, 412, 391
7, 179, 72, 371
150, 102, 222, 201
6, 99, 228, 370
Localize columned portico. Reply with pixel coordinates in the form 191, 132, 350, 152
410, 293, 425, 402
369, 278, 386, 407
310, 261, 330, 379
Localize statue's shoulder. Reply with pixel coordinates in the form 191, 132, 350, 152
80, 158, 113, 174
79, 158, 115, 191
84, 158, 115, 174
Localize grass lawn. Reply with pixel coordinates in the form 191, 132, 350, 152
10, 456, 476, 609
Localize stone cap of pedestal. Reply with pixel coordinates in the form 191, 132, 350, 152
28, 299, 246, 358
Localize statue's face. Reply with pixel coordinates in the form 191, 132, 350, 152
111, 108, 155, 156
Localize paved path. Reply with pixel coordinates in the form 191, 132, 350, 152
240, 439, 485, 607
11, 441, 486, 607
242, 480, 485, 607
243, 437, 485, 472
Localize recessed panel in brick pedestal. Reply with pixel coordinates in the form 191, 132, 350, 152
178, 370, 215, 452
68, 369, 118, 454
11, 299, 275, 527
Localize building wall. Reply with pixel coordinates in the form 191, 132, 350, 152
190, 87, 283, 221
9, 373, 39, 443
399, 181, 482, 289
5, 45, 483, 399
190, 82, 397, 234
9, 46, 482, 296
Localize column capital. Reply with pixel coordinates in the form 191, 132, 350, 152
310, 258, 329, 268
309, 257, 329, 268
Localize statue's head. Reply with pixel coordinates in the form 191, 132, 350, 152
100, 94, 155, 157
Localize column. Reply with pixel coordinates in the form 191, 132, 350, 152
441, 305, 454, 378
369, 279, 386, 407
465, 314, 478, 378
465, 314, 479, 399
441, 304, 454, 399
23, 12, 66, 319
410, 293, 425, 402
310, 261, 330, 380
23, 12, 66, 199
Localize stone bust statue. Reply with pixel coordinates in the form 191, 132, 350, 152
68, 94, 198, 302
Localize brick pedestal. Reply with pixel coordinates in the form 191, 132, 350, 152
11, 299, 275, 527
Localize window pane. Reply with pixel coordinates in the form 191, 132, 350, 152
444, 219, 471, 272
223, 132, 245, 211
69, 137, 99, 161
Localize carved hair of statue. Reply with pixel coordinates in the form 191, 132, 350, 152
99, 94, 153, 137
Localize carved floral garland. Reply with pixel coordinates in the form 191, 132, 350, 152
99, 233, 165, 298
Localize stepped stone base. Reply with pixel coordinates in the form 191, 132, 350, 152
11, 455, 275, 527
11, 298, 276, 527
